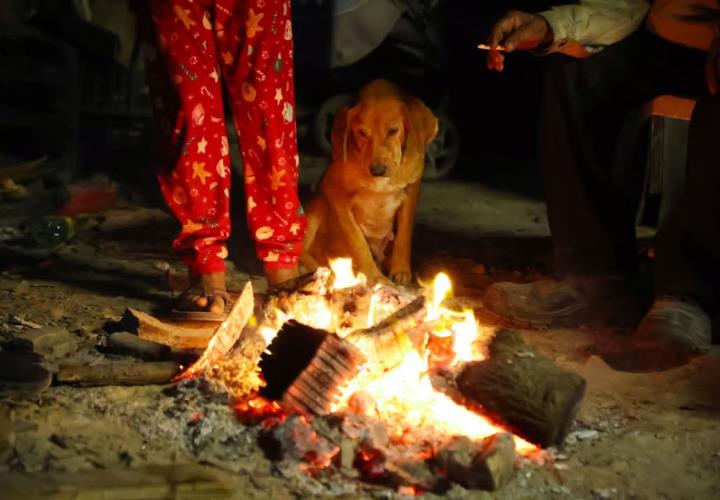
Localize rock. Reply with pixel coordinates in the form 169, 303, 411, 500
49, 307, 65, 320
13, 281, 30, 294
15, 326, 79, 357
435, 433, 516, 491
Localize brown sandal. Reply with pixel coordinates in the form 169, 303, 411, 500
171, 284, 231, 322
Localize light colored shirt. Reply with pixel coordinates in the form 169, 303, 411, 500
539, 0, 717, 56
539, 0, 650, 56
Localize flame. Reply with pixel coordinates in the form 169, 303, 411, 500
428, 272, 452, 321
330, 258, 366, 290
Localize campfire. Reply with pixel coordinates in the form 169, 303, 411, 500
177, 258, 586, 493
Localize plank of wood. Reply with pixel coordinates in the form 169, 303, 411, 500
120, 308, 216, 350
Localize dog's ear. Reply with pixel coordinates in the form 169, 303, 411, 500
402, 98, 439, 161
406, 98, 439, 146
331, 104, 359, 163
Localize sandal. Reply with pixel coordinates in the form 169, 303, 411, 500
171, 283, 231, 322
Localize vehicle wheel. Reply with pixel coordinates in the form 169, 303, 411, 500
313, 94, 353, 155
423, 113, 459, 180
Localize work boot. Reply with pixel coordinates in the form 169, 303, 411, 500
0, 349, 52, 398
636, 295, 712, 359
482, 276, 648, 329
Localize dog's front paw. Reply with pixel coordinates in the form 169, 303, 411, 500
390, 270, 413, 286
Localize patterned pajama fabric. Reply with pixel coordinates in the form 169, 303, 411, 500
142, 0, 306, 275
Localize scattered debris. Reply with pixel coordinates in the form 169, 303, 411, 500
14, 326, 79, 357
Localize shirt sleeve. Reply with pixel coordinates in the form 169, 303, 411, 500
539, 0, 650, 56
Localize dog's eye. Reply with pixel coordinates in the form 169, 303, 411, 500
387, 127, 399, 137
355, 127, 371, 141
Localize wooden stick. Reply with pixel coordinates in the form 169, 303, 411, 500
477, 44, 507, 51
56, 361, 180, 386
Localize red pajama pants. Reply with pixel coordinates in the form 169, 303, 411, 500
141, 0, 306, 275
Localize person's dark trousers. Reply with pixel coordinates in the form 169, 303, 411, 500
654, 93, 720, 312
538, 27, 706, 278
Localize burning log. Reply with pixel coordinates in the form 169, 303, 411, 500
174, 282, 254, 381
345, 296, 427, 371
56, 361, 179, 386
435, 433, 515, 491
456, 329, 586, 447
259, 321, 366, 416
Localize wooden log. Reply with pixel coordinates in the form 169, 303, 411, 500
456, 329, 586, 447
104, 332, 171, 361
174, 282, 254, 381
56, 361, 179, 386
345, 296, 426, 371
259, 321, 366, 415
119, 308, 216, 350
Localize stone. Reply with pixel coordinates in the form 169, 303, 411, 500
435, 433, 516, 491
15, 326, 79, 357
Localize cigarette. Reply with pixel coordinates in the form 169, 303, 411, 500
477, 44, 506, 52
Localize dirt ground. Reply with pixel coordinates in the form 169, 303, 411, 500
0, 179, 719, 499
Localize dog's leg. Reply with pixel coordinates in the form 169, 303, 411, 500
389, 180, 421, 285
325, 191, 386, 283
300, 200, 322, 273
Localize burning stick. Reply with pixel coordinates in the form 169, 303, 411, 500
345, 296, 427, 371
259, 321, 367, 415
477, 44, 507, 51
174, 281, 254, 381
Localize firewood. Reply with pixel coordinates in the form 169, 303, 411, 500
119, 308, 216, 350
456, 329, 586, 447
345, 296, 426, 370
56, 361, 179, 386
103, 331, 171, 361
174, 282, 254, 381
259, 321, 366, 415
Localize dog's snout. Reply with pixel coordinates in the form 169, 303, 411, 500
370, 163, 387, 177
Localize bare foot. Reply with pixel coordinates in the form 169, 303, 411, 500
176, 272, 228, 314
265, 266, 300, 288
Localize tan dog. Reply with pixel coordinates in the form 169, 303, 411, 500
301, 80, 438, 285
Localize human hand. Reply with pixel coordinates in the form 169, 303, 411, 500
487, 10, 552, 72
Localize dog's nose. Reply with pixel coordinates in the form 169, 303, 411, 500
369, 163, 387, 177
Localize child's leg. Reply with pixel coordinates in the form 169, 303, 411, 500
142, 0, 233, 311
214, 0, 306, 280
